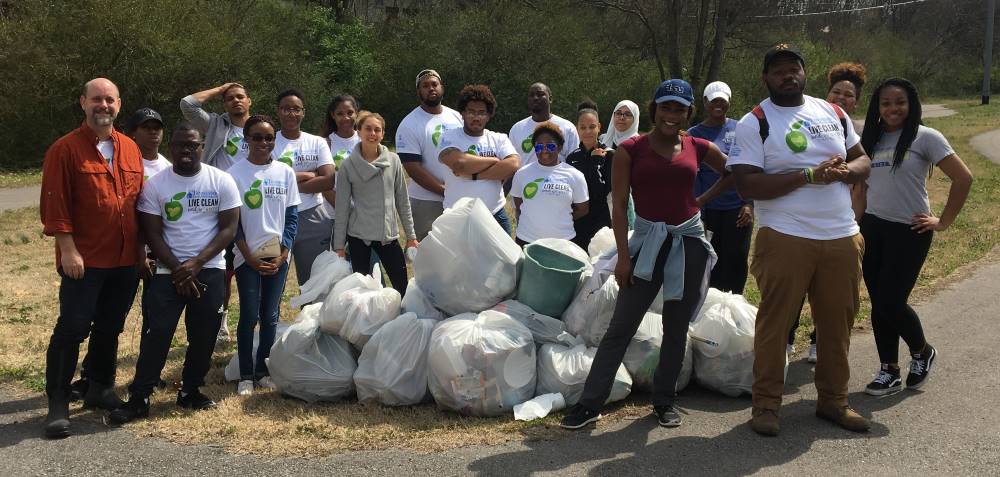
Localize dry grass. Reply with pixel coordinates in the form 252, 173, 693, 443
0, 100, 997, 456
0, 169, 43, 188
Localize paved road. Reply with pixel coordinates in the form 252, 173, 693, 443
3, 254, 1000, 476
971, 128, 1000, 166
0, 186, 39, 212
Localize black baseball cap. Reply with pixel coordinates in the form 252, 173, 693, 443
762, 43, 805, 73
126, 108, 163, 131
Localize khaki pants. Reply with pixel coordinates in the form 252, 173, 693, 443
750, 227, 864, 411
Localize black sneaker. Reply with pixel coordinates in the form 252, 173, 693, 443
559, 404, 602, 430
865, 365, 902, 396
906, 345, 937, 389
106, 397, 150, 426
176, 389, 217, 410
654, 405, 682, 428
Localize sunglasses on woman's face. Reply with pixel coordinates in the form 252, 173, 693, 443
248, 134, 275, 143
534, 143, 558, 153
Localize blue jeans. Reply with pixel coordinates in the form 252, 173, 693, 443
494, 207, 512, 235
234, 261, 289, 380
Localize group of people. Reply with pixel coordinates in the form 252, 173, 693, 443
37, 43, 971, 441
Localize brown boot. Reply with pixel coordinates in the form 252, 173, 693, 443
816, 402, 870, 433
750, 407, 780, 436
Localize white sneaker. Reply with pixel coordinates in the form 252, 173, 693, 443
257, 376, 276, 389
807, 344, 818, 363
237, 380, 254, 396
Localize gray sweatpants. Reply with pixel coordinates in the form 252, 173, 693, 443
579, 236, 709, 410
291, 204, 334, 286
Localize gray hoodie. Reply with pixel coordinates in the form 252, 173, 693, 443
334, 144, 416, 250
179, 95, 240, 170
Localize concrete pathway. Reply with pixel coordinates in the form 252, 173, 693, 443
971, 128, 1000, 166
0, 186, 39, 212
921, 104, 957, 119
3, 254, 1000, 475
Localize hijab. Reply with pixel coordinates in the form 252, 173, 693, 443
599, 100, 640, 148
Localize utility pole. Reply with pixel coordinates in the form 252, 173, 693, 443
984, 0, 995, 105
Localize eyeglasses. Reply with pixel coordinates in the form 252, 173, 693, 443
248, 134, 275, 143
464, 110, 489, 118
170, 141, 204, 151
614, 111, 634, 119
279, 107, 304, 114
533, 143, 558, 153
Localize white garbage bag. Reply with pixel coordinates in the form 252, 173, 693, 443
689, 289, 760, 397
324, 286, 401, 348
400, 278, 445, 321
535, 341, 632, 406
266, 307, 357, 403
353, 313, 436, 406
427, 310, 536, 416
490, 300, 573, 346
621, 313, 693, 392
562, 270, 619, 347
290, 252, 352, 308
318, 272, 382, 336
587, 227, 616, 259
224, 323, 289, 382
513, 392, 566, 421
414, 198, 523, 315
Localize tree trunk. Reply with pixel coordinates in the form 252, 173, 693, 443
689, 0, 711, 95
706, 0, 729, 83
666, 0, 684, 78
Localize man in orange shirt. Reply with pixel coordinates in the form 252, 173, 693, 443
39, 77, 144, 439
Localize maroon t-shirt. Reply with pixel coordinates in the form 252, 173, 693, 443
622, 134, 709, 225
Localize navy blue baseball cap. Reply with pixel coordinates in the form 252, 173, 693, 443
126, 108, 163, 131
654, 79, 694, 107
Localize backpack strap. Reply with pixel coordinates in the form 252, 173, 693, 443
751, 105, 769, 143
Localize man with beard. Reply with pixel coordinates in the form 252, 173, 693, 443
108, 123, 241, 424
508, 83, 580, 167
39, 78, 144, 438
395, 69, 464, 240
728, 45, 872, 436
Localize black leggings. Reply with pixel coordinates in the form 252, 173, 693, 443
702, 207, 752, 295
579, 236, 709, 410
861, 213, 933, 364
346, 235, 409, 298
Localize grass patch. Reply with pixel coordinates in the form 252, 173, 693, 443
0, 169, 42, 188
0, 100, 995, 456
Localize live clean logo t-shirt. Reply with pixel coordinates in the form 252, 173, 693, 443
508, 114, 580, 166
328, 131, 360, 170
437, 128, 518, 213
273, 131, 335, 211
728, 96, 860, 240
226, 159, 302, 269
510, 161, 589, 242
394, 106, 464, 201
142, 153, 171, 181
137, 165, 242, 270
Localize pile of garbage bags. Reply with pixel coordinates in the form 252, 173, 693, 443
688, 288, 766, 397
536, 338, 632, 405
354, 313, 436, 405
266, 304, 357, 403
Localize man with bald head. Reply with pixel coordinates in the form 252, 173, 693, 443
508, 83, 580, 167
39, 78, 144, 439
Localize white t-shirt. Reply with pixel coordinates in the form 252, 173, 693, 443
437, 128, 518, 213
142, 153, 171, 181
137, 165, 242, 270
728, 96, 860, 240
273, 131, 335, 211
217, 126, 248, 171
510, 161, 589, 242
508, 114, 580, 166
866, 125, 954, 225
394, 106, 464, 201
226, 160, 302, 268
97, 139, 114, 166
328, 131, 360, 170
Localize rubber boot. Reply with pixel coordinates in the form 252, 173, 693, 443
83, 382, 124, 411
44, 397, 70, 439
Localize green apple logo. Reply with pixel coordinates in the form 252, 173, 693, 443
466, 144, 478, 155
334, 150, 348, 167
521, 134, 533, 153
278, 151, 295, 168
785, 121, 808, 153
225, 136, 241, 156
165, 192, 186, 221
432, 125, 444, 147
523, 178, 544, 199
244, 179, 263, 209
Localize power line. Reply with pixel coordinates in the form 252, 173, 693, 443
750, 0, 932, 19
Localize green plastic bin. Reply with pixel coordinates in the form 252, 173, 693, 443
516, 243, 588, 318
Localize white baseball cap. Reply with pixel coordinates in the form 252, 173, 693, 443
703, 81, 732, 102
